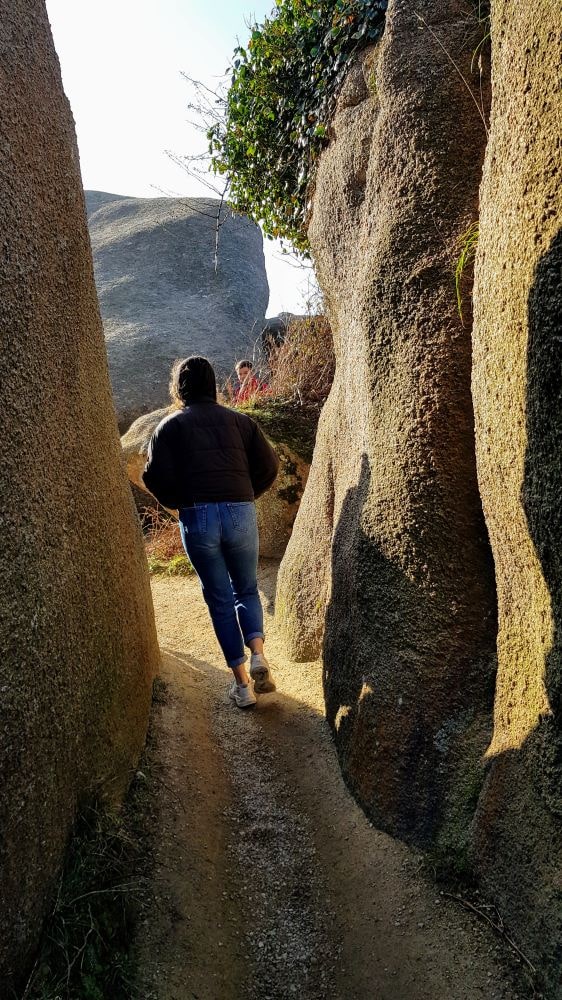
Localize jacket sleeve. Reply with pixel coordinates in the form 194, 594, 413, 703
142, 421, 180, 508
247, 420, 280, 499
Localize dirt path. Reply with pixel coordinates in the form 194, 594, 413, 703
135, 561, 523, 1000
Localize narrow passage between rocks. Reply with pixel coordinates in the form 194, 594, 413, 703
135, 561, 522, 1000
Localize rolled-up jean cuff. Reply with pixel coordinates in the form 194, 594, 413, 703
228, 654, 247, 669
245, 631, 265, 644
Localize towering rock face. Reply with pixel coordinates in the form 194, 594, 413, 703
0, 2, 160, 988
276, 0, 497, 847
471, 2, 562, 988
86, 192, 269, 431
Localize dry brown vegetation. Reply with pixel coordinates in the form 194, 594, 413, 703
264, 314, 335, 414
142, 506, 192, 577
225, 314, 335, 463
223, 314, 334, 415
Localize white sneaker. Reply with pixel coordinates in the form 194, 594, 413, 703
229, 679, 257, 708
249, 653, 276, 693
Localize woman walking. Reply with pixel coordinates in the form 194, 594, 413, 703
143, 356, 279, 708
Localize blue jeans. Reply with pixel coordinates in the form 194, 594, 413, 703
178, 502, 264, 669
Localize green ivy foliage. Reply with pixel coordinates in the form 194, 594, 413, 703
209, 0, 387, 252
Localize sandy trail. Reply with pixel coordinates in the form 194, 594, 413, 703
135, 560, 522, 1000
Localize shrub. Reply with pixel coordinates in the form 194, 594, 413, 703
23, 796, 152, 1000
209, 0, 387, 251
230, 315, 335, 463
266, 314, 335, 412
142, 507, 193, 576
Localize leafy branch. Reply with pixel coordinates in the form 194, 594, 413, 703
208, 0, 388, 253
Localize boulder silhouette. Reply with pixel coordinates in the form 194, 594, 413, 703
0, 3, 159, 988
470, 1, 562, 989
86, 191, 269, 431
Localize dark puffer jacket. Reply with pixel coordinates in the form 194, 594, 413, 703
142, 398, 279, 509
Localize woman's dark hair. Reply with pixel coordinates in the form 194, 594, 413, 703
169, 356, 217, 407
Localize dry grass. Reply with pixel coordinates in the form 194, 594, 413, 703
19, 785, 155, 999
265, 314, 334, 413
222, 314, 334, 462
223, 314, 334, 416
141, 506, 193, 577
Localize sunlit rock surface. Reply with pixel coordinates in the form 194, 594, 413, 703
0, 4, 159, 988
471, 1, 562, 989
276, 0, 497, 849
86, 191, 269, 431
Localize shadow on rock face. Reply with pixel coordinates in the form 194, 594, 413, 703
323, 453, 497, 853
471, 231, 562, 995
524, 226, 562, 811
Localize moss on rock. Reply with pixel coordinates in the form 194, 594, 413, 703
237, 399, 317, 464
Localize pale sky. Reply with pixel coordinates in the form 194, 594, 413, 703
44, 0, 315, 316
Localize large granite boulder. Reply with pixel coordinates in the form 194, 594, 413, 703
121, 407, 171, 501
0, 2, 160, 989
86, 191, 269, 431
255, 443, 309, 559
122, 407, 309, 559
276, 1, 497, 849
470, 2, 562, 989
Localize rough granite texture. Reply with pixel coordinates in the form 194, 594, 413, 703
0, 2, 160, 989
122, 407, 309, 559
470, 2, 562, 991
276, 1, 498, 848
85, 191, 269, 432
